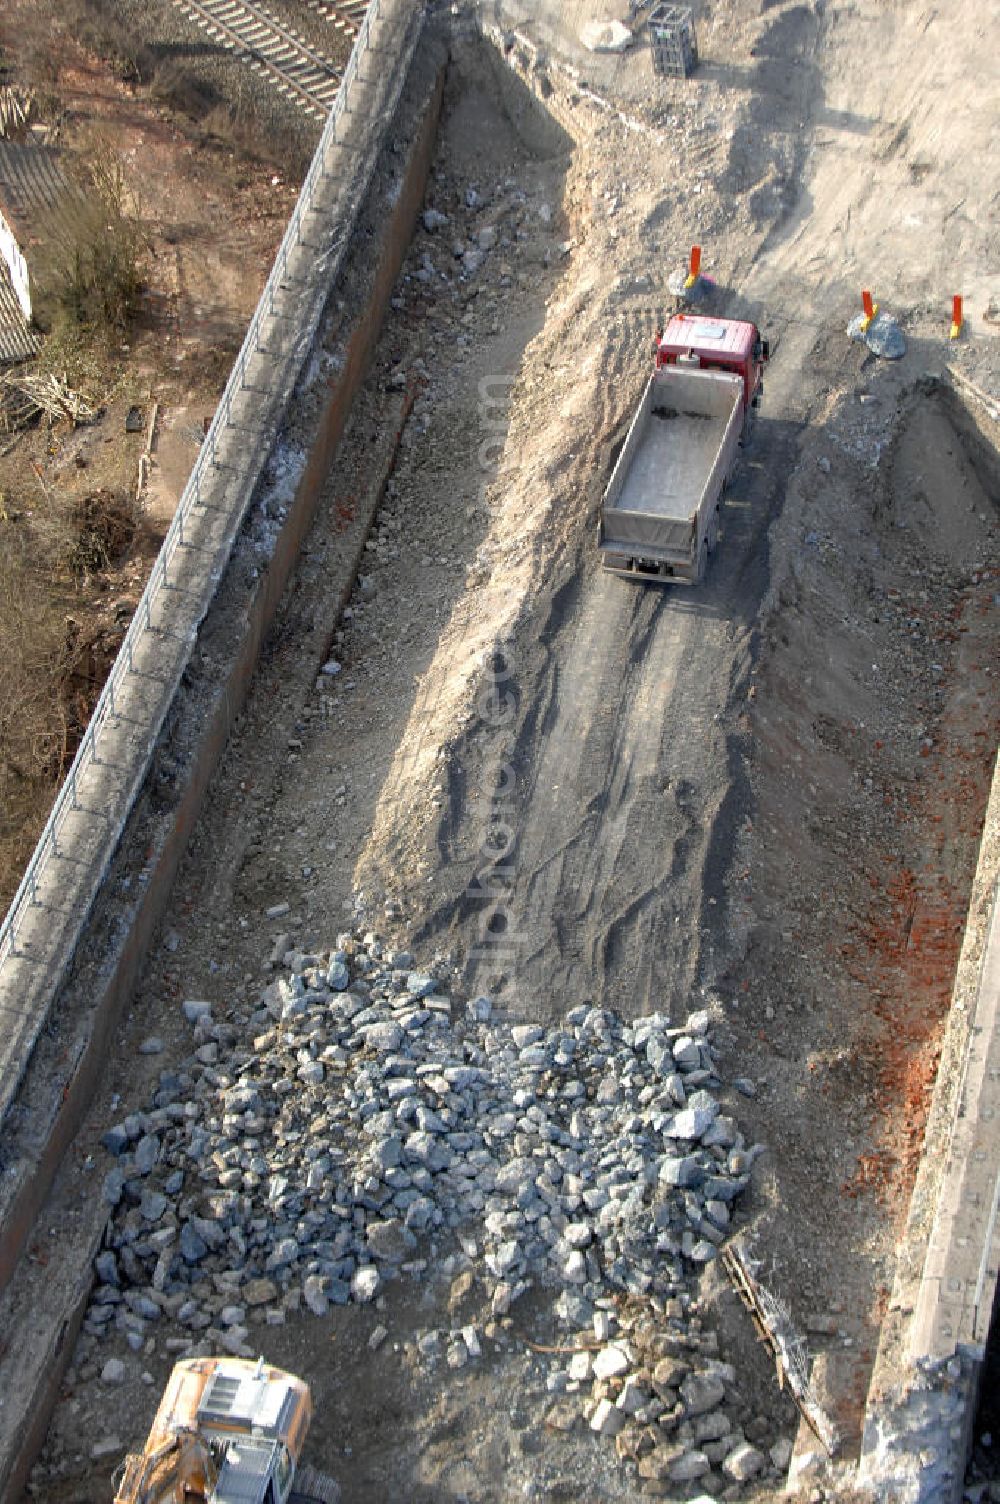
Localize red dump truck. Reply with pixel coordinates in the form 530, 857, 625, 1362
597, 314, 768, 582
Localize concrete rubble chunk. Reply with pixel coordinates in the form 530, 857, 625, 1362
327, 958, 350, 991
659, 1154, 704, 1188
458, 1325, 479, 1359
303, 1275, 329, 1317
723, 1441, 767, 1482
664, 1104, 718, 1141
179, 1224, 208, 1265
91, 1437, 123, 1460
593, 1311, 614, 1342
638, 1447, 683, 1481
133, 1134, 160, 1175
672, 1036, 702, 1070
140, 1190, 168, 1223
669, 1448, 710, 1482
592, 1344, 631, 1381
94, 1251, 119, 1287
847, 309, 907, 359
617, 1376, 649, 1415
364, 1020, 403, 1052
770, 1437, 793, 1471
366, 1219, 416, 1263
681, 1371, 727, 1417
242, 1278, 279, 1307
102, 1125, 131, 1157
351, 1266, 380, 1304
694, 1409, 730, 1442
564, 1250, 587, 1284
590, 1398, 626, 1438
652, 1355, 690, 1393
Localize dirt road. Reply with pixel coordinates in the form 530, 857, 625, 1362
435, 380, 802, 1022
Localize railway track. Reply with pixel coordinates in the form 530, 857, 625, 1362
298, 0, 370, 36
171, 0, 351, 119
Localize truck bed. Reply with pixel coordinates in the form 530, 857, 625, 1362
599, 365, 744, 579
611, 407, 723, 522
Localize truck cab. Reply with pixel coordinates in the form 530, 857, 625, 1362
655, 314, 767, 432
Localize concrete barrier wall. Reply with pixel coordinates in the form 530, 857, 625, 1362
0, 18, 447, 1498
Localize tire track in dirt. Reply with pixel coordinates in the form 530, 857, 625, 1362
451, 300, 710, 1017
437, 0, 839, 1019
454, 248, 813, 1018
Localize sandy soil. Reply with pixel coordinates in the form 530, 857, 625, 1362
7, 0, 1000, 1501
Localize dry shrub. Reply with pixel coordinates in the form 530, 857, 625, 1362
24, 484, 140, 583
32, 318, 122, 409
151, 62, 221, 122
202, 89, 312, 180
0, 524, 72, 852
57, 0, 155, 86
32, 139, 147, 334
0, 479, 139, 909
65, 488, 138, 579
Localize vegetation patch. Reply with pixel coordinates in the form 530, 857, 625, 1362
31, 141, 147, 335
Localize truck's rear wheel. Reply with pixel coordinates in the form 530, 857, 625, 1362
698, 538, 709, 582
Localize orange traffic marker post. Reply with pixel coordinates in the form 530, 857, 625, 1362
950, 294, 963, 340
860, 288, 878, 334
684, 244, 702, 290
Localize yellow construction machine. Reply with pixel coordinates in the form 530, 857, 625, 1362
112, 1355, 339, 1504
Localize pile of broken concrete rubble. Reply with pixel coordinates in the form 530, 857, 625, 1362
87, 930, 788, 1493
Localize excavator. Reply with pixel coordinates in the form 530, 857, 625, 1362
112, 1355, 340, 1504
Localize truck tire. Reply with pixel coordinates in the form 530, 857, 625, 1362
291, 1464, 341, 1504
698, 538, 709, 582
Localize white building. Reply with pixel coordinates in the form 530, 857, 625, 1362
0, 140, 72, 362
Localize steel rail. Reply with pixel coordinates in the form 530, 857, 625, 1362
297, 0, 369, 34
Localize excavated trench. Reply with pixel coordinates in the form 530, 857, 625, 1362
740, 372, 1000, 1482
7, 9, 999, 1502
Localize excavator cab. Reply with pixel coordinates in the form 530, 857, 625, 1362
112, 1357, 337, 1504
